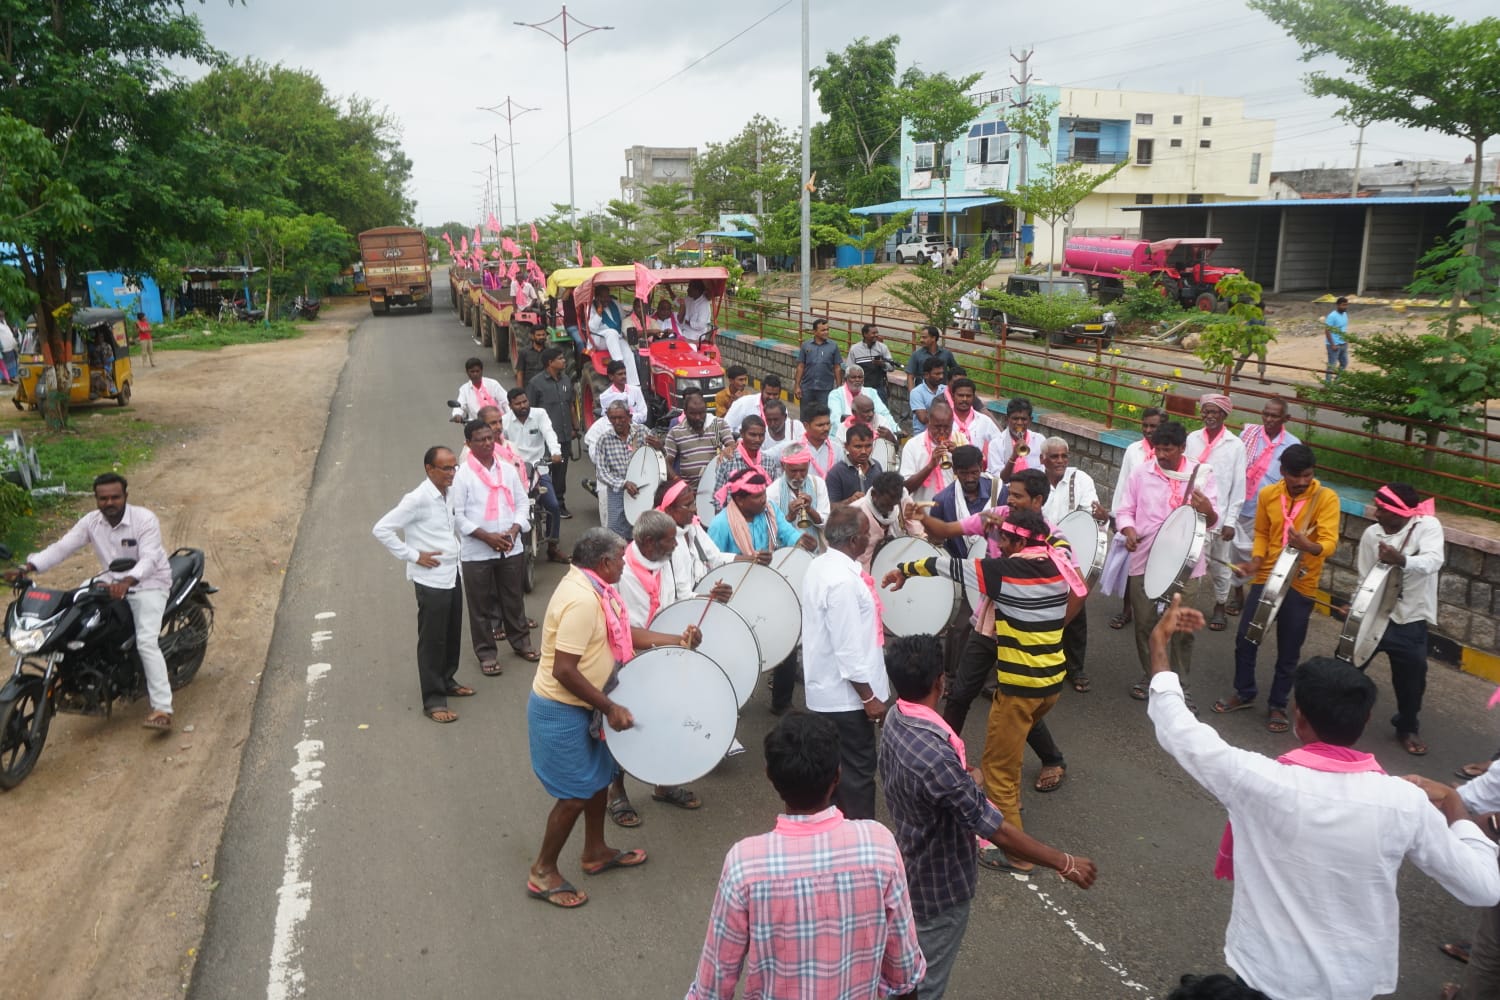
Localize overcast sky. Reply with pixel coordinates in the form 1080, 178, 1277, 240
192, 0, 1488, 226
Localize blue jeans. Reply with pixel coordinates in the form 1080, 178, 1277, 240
1233, 584, 1314, 709
537, 473, 561, 542
1325, 343, 1347, 382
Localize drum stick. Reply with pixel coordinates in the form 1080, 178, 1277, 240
772, 547, 796, 572
694, 595, 716, 630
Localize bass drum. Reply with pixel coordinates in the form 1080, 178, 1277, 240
694, 562, 801, 672
649, 597, 761, 709
1142, 505, 1207, 601
1337, 563, 1400, 668
1056, 509, 1108, 590
770, 545, 816, 599
871, 536, 959, 637
605, 647, 738, 786
622, 447, 667, 527
1245, 547, 1301, 646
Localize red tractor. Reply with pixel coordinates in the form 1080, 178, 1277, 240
1062, 236, 1242, 312
573, 265, 729, 429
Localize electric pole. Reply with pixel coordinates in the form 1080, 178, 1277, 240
472, 135, 507, 233
479, 97, 540, 241
755, 128, 767, 275
1010, 48, 1033, 263
1350, 123, 1366, 197
799, 0, 812, 313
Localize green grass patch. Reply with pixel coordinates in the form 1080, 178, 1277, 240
152, 315, 306, 352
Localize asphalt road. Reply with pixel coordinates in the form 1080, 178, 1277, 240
194, 281, 1497, 999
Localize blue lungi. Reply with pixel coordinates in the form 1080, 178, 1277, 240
527, 691, 615, 800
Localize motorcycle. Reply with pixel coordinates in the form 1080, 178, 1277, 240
218, 296, 265, 324
0, 547, 216, 789
283, 296, 322, 321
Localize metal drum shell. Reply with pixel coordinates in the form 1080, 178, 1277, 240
1246, 547, 1302, 646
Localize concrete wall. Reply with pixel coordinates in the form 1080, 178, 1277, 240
716, 326, 1500, 664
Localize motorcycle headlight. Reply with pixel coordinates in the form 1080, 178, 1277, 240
8, 628, 45, 654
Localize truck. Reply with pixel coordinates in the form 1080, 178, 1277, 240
357, 227, 432, 315
1061, 235, 1242, 312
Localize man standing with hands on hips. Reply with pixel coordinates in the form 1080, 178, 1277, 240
373, 447, 471, 723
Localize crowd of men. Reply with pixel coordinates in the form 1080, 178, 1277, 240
370, 319, 1488, 1000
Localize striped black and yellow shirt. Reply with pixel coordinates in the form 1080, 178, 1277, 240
897, 552, 1072, 697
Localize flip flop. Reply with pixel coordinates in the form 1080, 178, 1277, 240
1456, 762, 1492, 780
1130, 681, 1149, 701
1207, 611, 1227, 632
424, 707, 458, 723
1400, 733, 1428, 756
1266, 708, 1290, 734
480, 661, 503, 676
445, 685, 477, 698
582, 848, 648, 876
1225, 600, 1243, 616
526, 879, 588, 909
516, 649, 541, 662
141, 711, 173, 731
978, 846, 1033, 875
1212, 695, 1255, 714
1035, 765, 1066, 793
1441, 941, 1472, 964
1108, 612, 1130, 630
1071, 674, 1092, 694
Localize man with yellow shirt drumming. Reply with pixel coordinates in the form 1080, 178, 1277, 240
1211, 444, 1340, 735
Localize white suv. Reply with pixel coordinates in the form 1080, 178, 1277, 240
894, 234, 951, 265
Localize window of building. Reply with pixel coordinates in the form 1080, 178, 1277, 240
1135, 194, 1154, 205
1169, 138, 1183, 148
1135, 113, 1154, 125
1202, 116, 1213, 127
914, 142, 934, 171
1172, 114, 1183, 125
1200, 139, 1212, 149
1249, 151, 1262, 184
966, 122, 1010, 165
1136, 138, 1154, 165
1072, 137, 1100, 162
1187, 194, 1204, 204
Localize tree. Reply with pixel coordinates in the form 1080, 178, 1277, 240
693, 115, 801, 223
810, 36, 904, 205
1249, 0, 1500, 250
887, 253, 996, 332
990, 159, 1130, 273
899, 71, 982, 244
641, 182, 693, 260
0, 0, 230, 415
750, 202, 858, 264
0, 112, 88, 319
185, 59, 414, 236
838, 265, 886, 308
1192, 274, 1277, 380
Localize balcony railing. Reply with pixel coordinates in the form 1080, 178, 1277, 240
1056, 149, 1130, 165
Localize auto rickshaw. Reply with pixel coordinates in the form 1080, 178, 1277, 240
13, 307, 134, 411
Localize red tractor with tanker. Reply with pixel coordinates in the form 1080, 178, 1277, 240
1061, 235, 1242, 312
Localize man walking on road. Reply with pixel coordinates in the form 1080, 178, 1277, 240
792, 317, 842, 419
1324, 296, 1350, 384
372, 447, 472, 723
451, 420, 536, 674
527, 347, 577, 519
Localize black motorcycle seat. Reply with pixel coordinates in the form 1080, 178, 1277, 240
168, 548, 204, 603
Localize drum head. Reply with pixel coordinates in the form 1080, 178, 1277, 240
622, 448, 664, 525
650, 598, 761, 709
872, 437, 897, 474
771, 545, 816, 598
1248, 548, 1301, 644
696, 456, 721, 525
605, 647, 738, 786
1057, 509, 1107, 587
871, 536, 959, 637
693, 562, 801, 672
1349, 565, 1400, 667
963, 537, 989, 610
1142, 505, 1206, 601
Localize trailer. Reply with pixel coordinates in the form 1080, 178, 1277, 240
357, 227, 432, 315
1061, 235, 1241, 312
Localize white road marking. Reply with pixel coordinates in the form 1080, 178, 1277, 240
266, 642, 333, 1000
314, 612, 336, 620
1024, 881, 1154, 996
310, 631, 333, 651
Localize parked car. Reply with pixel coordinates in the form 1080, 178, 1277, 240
983, 273, 1117, 347
894, 234, 951, 265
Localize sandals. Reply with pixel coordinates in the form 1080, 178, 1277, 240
1212, 695, 1255, 714
581, 848, 648, 876
1266, 708, 1290, 734
1071, 674, 1092, 694
1225, 599, 1243, 617
527, 879, 588, 909
1456, 762, 1492, 780
978, 846, 1034, 875
1400, 732, 1428, 756
480, 661, 503, 676
1130, 681, 1149, 701
1108, 611, 1131, 631
608, 796, 641, 828
1441, 941, 1472, 964
1035, 765, 1066, 793
651, 786, 702, 810
516, 648, 541, 662
445, 685, 476, 698
1207, 610, 1227, 632
141, 710, 173, 731
424, 707, 458, 723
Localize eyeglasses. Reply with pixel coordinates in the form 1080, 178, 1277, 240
432, 464, 458, 472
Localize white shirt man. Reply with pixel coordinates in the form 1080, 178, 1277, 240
502, 405, 561, 466
1187, 398, 1248, 617
451, 374, 506, 422
826, 380, 899, 436
451, 454, 529, 562
1041, 467, 1100, 525
600, 382, 648, 424
618, 540, 672, 625
761, 413, 805, 463
984, 428, 1048, 479
899, 431, 957, 504
674, 518, 735, 595
372, 477, 461, 588
681, 291, 713, 343
587, 296, 640, 387
1356, 513, 1444, 631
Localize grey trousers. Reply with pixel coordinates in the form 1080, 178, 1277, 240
460, 556, 529, 663
1128, 573, 1202, 680
1467, 898, 1500, 999
914, 899, 972, 1000
824, 708, 878, 820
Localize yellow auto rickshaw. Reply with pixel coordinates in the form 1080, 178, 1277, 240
13, 306, 134, 411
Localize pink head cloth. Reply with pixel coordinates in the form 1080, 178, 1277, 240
714, 467, 768, 508
1374, 485, 1436, 519
1199, 393, 1233, 415
656, 479, 691, 512
1001, 515, 1088, 597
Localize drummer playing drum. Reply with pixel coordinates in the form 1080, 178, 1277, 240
1354, 483, 1446, 755
1211, 445, 1339, 736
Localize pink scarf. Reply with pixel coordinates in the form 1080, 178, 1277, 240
861, 570, 886, 647
623, 544, 664, 622
1149, 458, 1192, 507
1195, 426, 1227, 466
1279, 489, 1310, 547
466, 452, 514, 521
494, 439, 529, 490
736, 441, 768, 480
1215, 742, 1384, 880
895, 700, 965, 766
921, 433, 950, 492
774, 807, 846, 836
800, 435, 832, 479
1014, 541, 1089, 597
470, 379, 498, 413
1243, 425, 1284, 498
1374, 485, 1436, 519
578, 567, 635, 664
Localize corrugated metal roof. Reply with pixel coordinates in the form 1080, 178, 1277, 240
850, 196, 1004, 216
1127, 194, 1500, 211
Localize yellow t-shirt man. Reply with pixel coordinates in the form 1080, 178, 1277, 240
1250, 479, 1341, 597
532, 567, 617, 708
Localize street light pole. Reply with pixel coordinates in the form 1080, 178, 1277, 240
515, 7, 612, 228
799, 0, 811, 313
479, 97, 539, 241
472, 138, 508, 233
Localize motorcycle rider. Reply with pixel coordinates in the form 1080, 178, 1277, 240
15, 473, 175, 730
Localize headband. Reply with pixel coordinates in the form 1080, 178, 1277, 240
1199, 393, 1233, 415
1374, 485, 1435, 519
656, 480, 691, 512
714, 468, 768, 507
1000, 517, 1089, 597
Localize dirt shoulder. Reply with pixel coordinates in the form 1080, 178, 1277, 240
0, 303, 356, 999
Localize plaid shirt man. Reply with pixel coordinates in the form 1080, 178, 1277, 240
590, 422, 648, 490
684, 806, 925, 1000
878, 703, 1003, 921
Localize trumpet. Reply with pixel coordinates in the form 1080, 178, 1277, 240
790, 481, 813, 528
937, 439, 954, 470
1012, 434, 1030, 459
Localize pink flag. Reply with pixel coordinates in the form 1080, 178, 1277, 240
506, 262, 519, 282
442, 232, 454, 247
526, 257, 546, 284
491, 247, 502, 258
473, 226, 482, 247
530, 222, 539, 244
460, 235, 469, 254
501, 236, 520, 256
574, 241, 584, 267
590, 255, 604, 267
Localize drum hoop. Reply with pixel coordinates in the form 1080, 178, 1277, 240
648, 597, 762, 708
1247, 548, 1301, 642
604, 646, 738, 785
871, 536, 960, 635
1142, 505, 1207, 601
1336, 562, 1397, 666
1057, 509, 1109, 582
